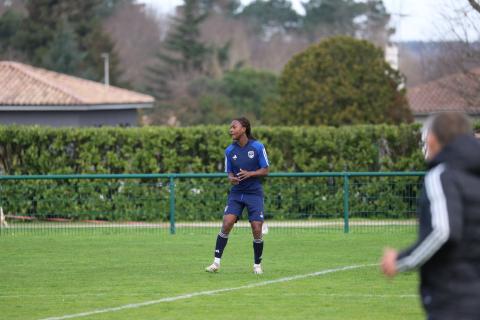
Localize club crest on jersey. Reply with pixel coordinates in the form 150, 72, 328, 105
248, 151, 254, 159
233, 154, 237, 160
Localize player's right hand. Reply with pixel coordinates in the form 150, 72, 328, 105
228, 175, 240, 185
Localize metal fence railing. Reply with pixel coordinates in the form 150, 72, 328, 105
0, 172, 425, 235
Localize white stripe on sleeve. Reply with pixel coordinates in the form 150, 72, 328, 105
262, 147, 269, 167
396, 164, 450, 272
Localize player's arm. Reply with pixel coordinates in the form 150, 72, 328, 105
225, 148, 240, 185
237, 167, 269, 180
383, 166, 463, 276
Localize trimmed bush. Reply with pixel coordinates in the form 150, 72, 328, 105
0, 124, 425, 175
0, 124, 427, 221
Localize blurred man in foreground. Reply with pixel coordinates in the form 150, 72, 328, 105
381, 112, 480, 320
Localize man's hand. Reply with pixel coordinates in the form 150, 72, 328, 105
228, 174, 240, 185
236, 169, 252, 181
381, 248, 398, 278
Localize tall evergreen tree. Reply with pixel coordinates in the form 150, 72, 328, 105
41, 20, 85, 75
146, 0, 213, 100
0, 0, 125, 85
302, 0, 392, 45
238, 0, 300, 34
0, 9, 24, 59
303, 0, 364, 39
356, 0, 393, 46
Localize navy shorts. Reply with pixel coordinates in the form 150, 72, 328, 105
224, 193, 264, 222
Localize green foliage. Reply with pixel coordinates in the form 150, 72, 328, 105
0, 126, 228, 175
0, 124, 426, 221
303, 0, 364, 36
151, 68, 279, 125
0, 9, 24, 55
221, 68, 279, 120
359, 0, 395, 44
197, 68, 279, 123
301, 0, 392, 42
0, 124, 425, 174
239, 0, 301, 32
207, 0, 242, 16
236, 0, 391, 45
146, 0, 215, 100
0, 0, 125, 85
41, 20, 86, 74
269, 36, 412, 126
161, 0, 210, 73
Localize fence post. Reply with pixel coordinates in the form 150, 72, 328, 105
169, 176, 176, 235
343, 174, 350, 233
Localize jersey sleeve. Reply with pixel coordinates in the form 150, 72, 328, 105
254, 142, 269, 169
396, 165, 463, 272
224, 147, 233, 173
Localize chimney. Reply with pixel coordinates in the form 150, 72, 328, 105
101, 53, 110, 86
385, 44, 399, 70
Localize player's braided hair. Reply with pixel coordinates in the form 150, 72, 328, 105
234, 117, 256, 140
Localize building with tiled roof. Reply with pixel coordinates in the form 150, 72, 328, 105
0, 61, 154, 127
407, 69, 480, 123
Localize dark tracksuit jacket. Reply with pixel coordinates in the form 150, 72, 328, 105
396, 134, 480, 320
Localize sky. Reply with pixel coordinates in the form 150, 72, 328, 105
139, 0, 479, 42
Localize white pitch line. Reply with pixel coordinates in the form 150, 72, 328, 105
2, 292, 418, 299
38, 263, 377, 320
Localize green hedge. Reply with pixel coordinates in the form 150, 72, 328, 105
0, 124, 428, 221
0, 124, 426, 174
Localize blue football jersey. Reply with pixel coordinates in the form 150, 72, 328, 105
224, 140, 269, 195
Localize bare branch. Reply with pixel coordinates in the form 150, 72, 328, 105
468, 0, 480, 13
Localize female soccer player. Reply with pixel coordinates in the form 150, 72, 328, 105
206, 117, 269, 274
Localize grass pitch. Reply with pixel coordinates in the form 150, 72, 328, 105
0, 227, 423, 320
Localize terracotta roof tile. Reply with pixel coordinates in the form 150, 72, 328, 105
407, 69, 480, 114
0, 61, 154, 106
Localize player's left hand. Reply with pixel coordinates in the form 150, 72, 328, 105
381, 248, 398, 278
237, 169, 252, 181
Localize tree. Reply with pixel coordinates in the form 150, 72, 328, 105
238, 0, 301, 35
303, 0, 363, 39
221, 0, 393, 72
200, 0, 241, 16
0, 9, 24, 60
41, 20, 85, 74
145, 0, 238, 126
268, 36, 412, 126
221, 68, 278, 120
146, 0, 212, 100
302, 0, 392, 46
147, 68, 278, 126
356, 0, 394, 46
468, 0, 480, 13
417, 1, 480, 109
162, 2, 210, 74
103, 2, 166, 88
0, 0, 125, 85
